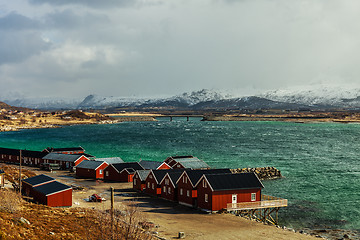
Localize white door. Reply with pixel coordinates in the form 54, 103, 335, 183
232, 194, 237, 208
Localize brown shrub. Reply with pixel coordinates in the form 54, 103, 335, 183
0, 189, 22, 213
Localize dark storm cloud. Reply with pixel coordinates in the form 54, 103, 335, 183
0, 12, 39, 30
0, 31, 51, 65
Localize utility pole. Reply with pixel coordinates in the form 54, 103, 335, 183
111, 186, 114, 239
19, 149, 22, 193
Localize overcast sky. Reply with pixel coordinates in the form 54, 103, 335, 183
1, 0, 360, 99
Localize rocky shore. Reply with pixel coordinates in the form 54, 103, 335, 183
231, 167, 282, 180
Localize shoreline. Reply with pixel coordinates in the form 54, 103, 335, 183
0, 116, 157, 132
201, 115, 360, 123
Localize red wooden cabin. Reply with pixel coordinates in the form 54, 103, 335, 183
42, 153, 88, 169
195, 172, 264, 212
43, 147, 85, 155
138, 160, 171, 170
22, 174, 56, 197
144, 169, 185, 196
103, 162, 144, 182
177, 169, 231, 208
75, 160, 109, 179
32, 181, 72, 207
159, 171, 183, 202
133, 170, 151, 191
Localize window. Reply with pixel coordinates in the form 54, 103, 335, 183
180, 188, 183, 195
203, 180, 207, 188
99, 170, 103, 175
205, 194, 208, 203
134, 179, 136, 185
165, 179, 169, 185
168, 187, 171, 194
106, 171, 109, 177
147, 182, 150, 188
152, 183, 154, 189
251, 193, 256, 201
187, 190, 190, 197
149, 175, 153, 179
163, 186, 166, 193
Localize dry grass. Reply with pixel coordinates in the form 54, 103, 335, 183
0, 188, 154, 240
0, 164, 36, 185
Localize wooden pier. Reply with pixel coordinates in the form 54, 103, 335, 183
227, 195, 287, 225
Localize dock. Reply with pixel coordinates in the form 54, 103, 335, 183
227, 195, 288, 225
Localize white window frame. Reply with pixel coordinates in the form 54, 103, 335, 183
180, 188, 183, 195
99, 169, 103, 175
168, 187, 171, 194
187, 190, 190, 197
205, 194, 208, 203
147, 182, 150, 188
163, 186, 166, 193
251, 193, 256, 201
152, 183, 154, 189
106, 171, 109, 177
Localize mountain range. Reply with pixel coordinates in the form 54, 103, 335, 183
2, 85, 360, 111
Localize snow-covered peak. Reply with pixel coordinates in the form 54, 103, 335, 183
169, 89, 232, 105
260, 84, 360, 107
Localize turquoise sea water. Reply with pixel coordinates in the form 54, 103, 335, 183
0, 118, 359, 230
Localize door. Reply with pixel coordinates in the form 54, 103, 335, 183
232, 194, 237, 208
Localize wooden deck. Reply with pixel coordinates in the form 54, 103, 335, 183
226, 195, 287, 225
227, 195, 287, 211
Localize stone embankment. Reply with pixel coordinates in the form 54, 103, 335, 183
231, 167, 282, 180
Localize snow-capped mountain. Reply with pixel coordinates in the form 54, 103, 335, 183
77, 94, 149, 109
1, 97, 82, 110
260, 84, 360, 108
3, 86, 360, 111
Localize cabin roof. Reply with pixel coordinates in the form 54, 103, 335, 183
111, 162, 144, 173
151, 169, 186, 184
203, 172, 264, 191
166, 171, 183, 187
22, 174, 55, 186
33, 181, 72, 196
0, 147, 47, 158
43, 153, 84, 162
74, 153, 95, 158
174, 157, 210, 169
138, 160, 163, 170
76, 160, 106, 170
96, 157, 124, 164
181, 169, 231, 186
135, 170, 151, 181
44, 147, 84, 152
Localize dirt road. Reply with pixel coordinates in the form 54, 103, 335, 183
26, 167, 318, 240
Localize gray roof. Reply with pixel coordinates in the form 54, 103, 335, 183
135, 170, 151, 181
76, 160, 106, 170
96, 157, 124, 164
22, 174, 55, 187
138, 160, 163, 170
33, 181, 72, 196
203, 173, 264, 191
174, 157, 210, 169
43, 153, 84, 162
